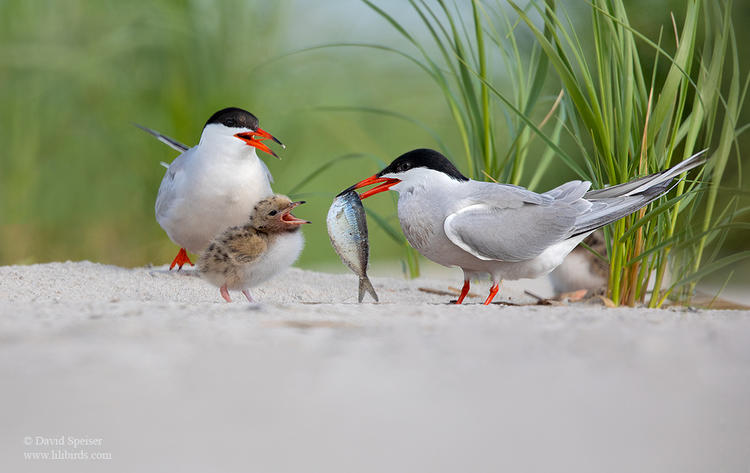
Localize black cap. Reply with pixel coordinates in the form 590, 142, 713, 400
378, 148, 468, 181
205, 107, 259, 130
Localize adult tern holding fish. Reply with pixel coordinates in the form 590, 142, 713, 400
342, 148, 708, 305
140, 107, 285, 270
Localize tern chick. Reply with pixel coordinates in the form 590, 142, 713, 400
198, 195, 310, 303
549, 230, 609, 295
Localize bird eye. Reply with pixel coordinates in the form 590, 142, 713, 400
269, 210, 278, 216
224, 119, 236, 127
398, 163, 410, 172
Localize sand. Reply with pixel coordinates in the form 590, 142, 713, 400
1, 261, 749, 472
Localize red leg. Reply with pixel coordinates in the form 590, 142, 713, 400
455, 280, 470, 304
220, 284, 232, 303
483, 282, 500, 305
242, 289, 255, 303
169, 248, 194, 271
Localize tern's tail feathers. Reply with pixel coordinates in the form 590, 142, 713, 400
584, 149, 708, 200
358, 276, 379, 303
573, 149, 708, 235
134, 123, 189, 153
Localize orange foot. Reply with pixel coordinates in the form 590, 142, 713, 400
169, 248, 194, 271
483, 282, 500, 305
455, 280, 470, 305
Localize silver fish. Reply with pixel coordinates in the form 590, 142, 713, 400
326, 190, 379, 303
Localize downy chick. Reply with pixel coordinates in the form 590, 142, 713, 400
198, 195, 310, 303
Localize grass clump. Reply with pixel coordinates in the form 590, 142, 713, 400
364, 0, 748, 306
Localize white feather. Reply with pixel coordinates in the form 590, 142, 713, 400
154, 123, 274, 254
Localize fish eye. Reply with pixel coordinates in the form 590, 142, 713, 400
269, 210, 278, 216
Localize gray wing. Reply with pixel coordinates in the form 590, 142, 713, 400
136, 123, 194, 222
444, 180, 591, 262
155, 148, 191, 220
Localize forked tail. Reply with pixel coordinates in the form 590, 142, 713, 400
358, 276, 379, 303
572, 149, 709, 235
133, 123, 189, 153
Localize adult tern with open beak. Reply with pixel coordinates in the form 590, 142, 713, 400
341, 148, 707, 305
144, 107, 285, 270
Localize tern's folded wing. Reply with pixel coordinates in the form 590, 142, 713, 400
155, 150, 189, 220
443, 202, 580, 262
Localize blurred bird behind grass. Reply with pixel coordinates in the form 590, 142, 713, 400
1, 0, 749, 281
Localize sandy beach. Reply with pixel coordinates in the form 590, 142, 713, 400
1, 261, 749, 472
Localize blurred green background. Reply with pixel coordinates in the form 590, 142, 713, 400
1, 0, 748, 274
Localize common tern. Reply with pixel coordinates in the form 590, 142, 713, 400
142, 107, 284, 270
342, 148, 707, 305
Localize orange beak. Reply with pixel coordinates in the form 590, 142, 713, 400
338, 174, 401, 199
234, 128, 285, 159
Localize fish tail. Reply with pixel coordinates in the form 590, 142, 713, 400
358, 276, 379, 303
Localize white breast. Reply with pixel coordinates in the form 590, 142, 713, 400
156, 147, 273, 253
240, 231, 304, 288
